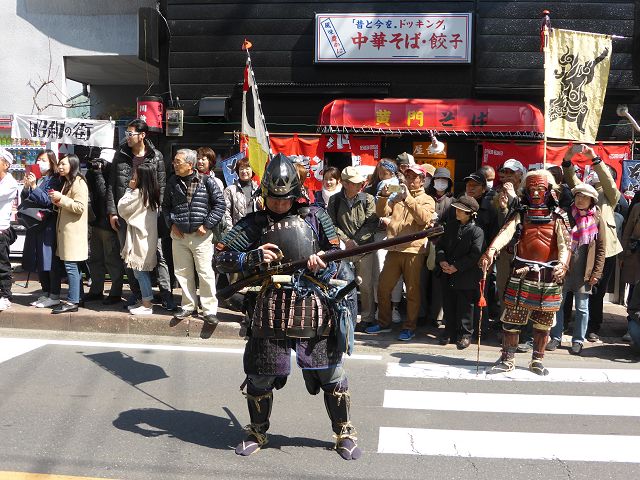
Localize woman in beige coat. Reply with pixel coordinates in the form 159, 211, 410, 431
48, 154, 89, 314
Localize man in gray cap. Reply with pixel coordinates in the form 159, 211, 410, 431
328, 166, 379, 330
0, 148, 18, 311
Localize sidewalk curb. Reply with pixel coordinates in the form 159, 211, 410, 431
0, 303, 244, 340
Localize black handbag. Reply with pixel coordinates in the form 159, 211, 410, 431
16, 199, 54, 230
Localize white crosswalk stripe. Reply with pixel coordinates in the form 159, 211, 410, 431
379, 361, 640, 462
387, 361, 640, 383
378, 427, 640, 462
383, 390, 640, 416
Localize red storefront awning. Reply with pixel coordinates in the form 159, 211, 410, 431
318, 98, 544, 138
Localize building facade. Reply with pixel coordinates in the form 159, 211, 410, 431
156, 0, 640, 182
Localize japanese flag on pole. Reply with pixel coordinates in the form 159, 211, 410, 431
545, 28, 612, 143
241, 41, 271, 179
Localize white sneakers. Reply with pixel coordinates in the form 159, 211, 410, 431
391, 306, 402, 324
129, 305, 153, 315
30, 295, 49, 306
34, 297, 61, 308
0, 297, 11, 311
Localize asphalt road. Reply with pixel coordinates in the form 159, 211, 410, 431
1, 330, 640, 480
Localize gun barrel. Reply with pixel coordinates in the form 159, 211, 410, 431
216, 225, 443, 300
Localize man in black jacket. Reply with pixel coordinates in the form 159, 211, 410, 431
106, 119, 174, 309
84, 157, 125, 304
163, 148, 225, 325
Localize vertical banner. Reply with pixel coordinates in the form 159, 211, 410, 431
622, 160, 640, 192
545, 28, 612, 143
241, 42, 271, 179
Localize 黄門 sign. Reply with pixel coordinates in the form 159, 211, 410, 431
315, 13, 472, 63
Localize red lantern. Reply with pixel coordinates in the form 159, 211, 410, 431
136, 96, 164, 132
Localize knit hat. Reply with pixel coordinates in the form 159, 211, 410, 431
451, 195, 480, 213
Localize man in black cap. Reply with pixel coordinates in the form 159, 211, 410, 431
453, 172, 499, 334
435, 195, 484, 349
458, 172, 498, 247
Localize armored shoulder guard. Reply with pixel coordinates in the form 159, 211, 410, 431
217, 211, 268, 253
312, 205, 340, 249
553, 207, 572, 233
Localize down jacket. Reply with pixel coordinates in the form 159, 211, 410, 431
162, 172, 225, 233
106, 138, 166, 216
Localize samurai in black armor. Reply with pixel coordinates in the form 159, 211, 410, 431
214, 153, 361, 460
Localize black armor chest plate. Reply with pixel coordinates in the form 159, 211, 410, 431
261, 214, 319, 262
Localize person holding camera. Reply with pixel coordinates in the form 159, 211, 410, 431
365, 164, 435, 341
562, 144, 623, 341
84, 156, 125, 305
547, 184, 605, 355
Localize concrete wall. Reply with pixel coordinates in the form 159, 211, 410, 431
1, 0, 155, 116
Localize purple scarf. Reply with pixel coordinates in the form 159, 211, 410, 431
570, 205, 598, 252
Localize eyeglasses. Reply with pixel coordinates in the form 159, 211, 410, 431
172, 158, 186, 166
124, 131, 142, 138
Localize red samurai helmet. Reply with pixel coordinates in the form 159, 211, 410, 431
524, 170, 552, 207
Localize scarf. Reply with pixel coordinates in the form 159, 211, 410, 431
570, 205, 598, 252
117, 188, 159, 271
322, 184, 341, 206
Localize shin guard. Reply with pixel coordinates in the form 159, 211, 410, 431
323, 382, 361, 460
489, 328, 519, 374
530, 328, 550, 376
235, 383, 273, 456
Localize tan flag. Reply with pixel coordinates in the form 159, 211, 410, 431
545, 28, 612, 143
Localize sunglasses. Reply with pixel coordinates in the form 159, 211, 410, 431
124, 131, 142, 137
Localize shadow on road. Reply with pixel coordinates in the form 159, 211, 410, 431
84, 351, 170, 385
113, 408, 333, 451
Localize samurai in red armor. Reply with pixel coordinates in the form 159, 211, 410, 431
480, 170, 570, 375
214, 154, 361, 460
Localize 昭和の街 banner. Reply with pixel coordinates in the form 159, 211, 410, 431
315, 13, 472, 63
11, 114, 115, 148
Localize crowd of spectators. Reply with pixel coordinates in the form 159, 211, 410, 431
0, 119, 639, 355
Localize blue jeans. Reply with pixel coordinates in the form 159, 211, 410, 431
133, 270, 153, 302
552, 291, 589, 344
64, 261, 84, 304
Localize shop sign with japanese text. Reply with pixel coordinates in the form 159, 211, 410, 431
11, 114, 115, 148
315, 13, 472, 63
420, 158, 456, 182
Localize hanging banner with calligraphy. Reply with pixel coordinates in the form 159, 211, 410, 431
270, 135, 324, 193
318, 134, 381, 166
319, 99, 544, 136
11, 114, 115, 148
315, 13, 472, 63
480, 141, 630, 188
544, 28, 612, 143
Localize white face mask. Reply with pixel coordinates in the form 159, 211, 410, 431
38, 161, 50, 175
434, 179, 449, 191
486, 180, 494, 189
